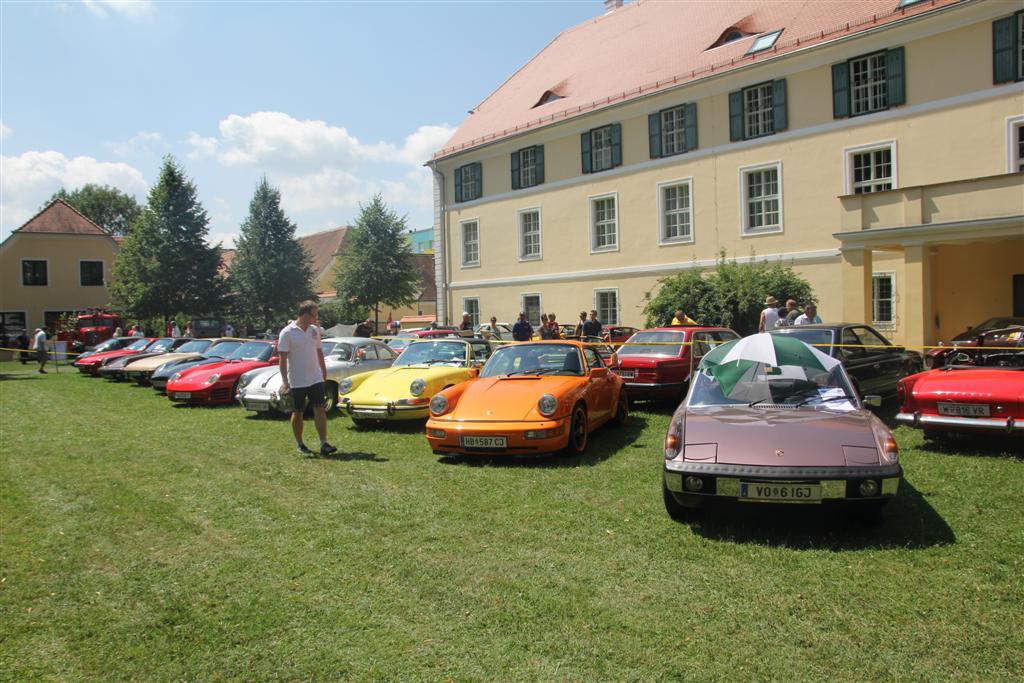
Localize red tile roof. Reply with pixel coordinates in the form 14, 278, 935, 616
410, 253, 437, 302
435, 0, 960, 159
298, 227, 350, 284
14, 199, 112, 237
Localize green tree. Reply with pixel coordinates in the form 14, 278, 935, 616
316, 298, 370, 329
45, 184, 142, 236
644, 252, 814, 335
230, 178, 315, 330
109, 156, 226, 326
331, 194, 420, 328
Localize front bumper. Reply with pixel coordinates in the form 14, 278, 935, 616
622, 380, 684, 398
166, 385, 223, 405
126, 369, 152, 384
426, 417, 570, 455
99, 366, 128, 380
341, 398, 429, 421
663, 460, 902, 505
896, 411, 1021, 433
237, 391, 286, 414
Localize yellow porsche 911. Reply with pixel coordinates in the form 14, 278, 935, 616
339, 338, 495, 425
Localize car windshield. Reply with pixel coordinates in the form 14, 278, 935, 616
227, 341, 273, 361
176, 340, 211, 354
207, 341, 242, 358
481, 344, 585, 377
127, 339, 151, 350
688, 363, 857, 410
149, 338, 176, 352
92, 338, 122, 352
329, 344, 354, 362
321, 341, 337, 356
395, 341, 467, 367
770, 328, 834, 353
617, 331, 685, 357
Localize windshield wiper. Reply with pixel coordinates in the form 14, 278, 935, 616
794, 394, 853, 407
747, 398, 773, 407
532, 368, 561, 375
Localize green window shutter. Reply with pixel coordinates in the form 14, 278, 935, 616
684, 102, 698, 151
772, 79, 788, 132
832, 62, 850, 118
454, 167, 463, 203
472, 163, 482, 200
728, 90, 744, 141
610, 123, 622, 167
993, 15, 1018, 84
581, 132, 592, 174
534, 145, 545, 185
510, 151, 521, 190
886, 47, 906, 107
648, 112, 662, 158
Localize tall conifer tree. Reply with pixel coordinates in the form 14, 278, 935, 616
231, 177, 315, 329
110, 156, 226, 325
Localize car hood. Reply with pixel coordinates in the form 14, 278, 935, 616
242, 366, 283, 393
128, 351, 204, 371
683, 406, 879, 467
76, 348, 143, 365
170, 360, 271, 387
350, 365, 470, 400
448, 376, 585, 420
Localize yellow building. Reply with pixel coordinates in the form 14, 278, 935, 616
428, 0, 1024, 347
0, 199, 120, 337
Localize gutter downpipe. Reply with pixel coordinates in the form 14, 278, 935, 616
428, 160, 448, 326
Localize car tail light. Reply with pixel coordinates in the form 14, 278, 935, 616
664, 423, 681, 459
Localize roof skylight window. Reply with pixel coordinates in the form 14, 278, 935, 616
746, 29, 782, 55
897, 0, 925, 7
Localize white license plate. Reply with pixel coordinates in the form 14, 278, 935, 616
245, 402, 269, 412
617, 369, 635, 379
353, 409, 385, 418
174, 392, 191, 399
460, 435, 507, 449
937, 402, 990, 417
740, 482, 821, 502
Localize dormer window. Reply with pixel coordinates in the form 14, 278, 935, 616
746, 29, 782, 55
709, 26, 749, 49
533, 90, 565, 108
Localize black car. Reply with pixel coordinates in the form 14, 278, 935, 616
926, 317, 1024, 368
770, 323, 922, 399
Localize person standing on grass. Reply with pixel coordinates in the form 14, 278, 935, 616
33, 327, 48, 374
278, 301, 337, 457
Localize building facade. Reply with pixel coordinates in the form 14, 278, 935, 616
429, 0, 1024, 346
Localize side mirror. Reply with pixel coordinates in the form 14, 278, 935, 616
589, 367, 608, 379
863, 395, 882, 407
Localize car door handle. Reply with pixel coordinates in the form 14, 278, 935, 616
873, 363, 881, 369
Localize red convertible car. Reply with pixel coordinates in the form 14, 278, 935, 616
73, 337, 157, 376
896, 366, 1023, 436
614, 326, 740, 401
165, 340, 277, 405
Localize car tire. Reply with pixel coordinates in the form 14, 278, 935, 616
565, 403, 588, 455
663, 481, 694, 521
613, 390, 628, 426
324, 381, 338, 413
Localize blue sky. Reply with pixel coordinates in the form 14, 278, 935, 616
0, 0, 602, 245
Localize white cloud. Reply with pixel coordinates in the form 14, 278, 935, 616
0, 151, 148, 234
396, 125, 456, 166
0, 121, 10, 140
108, 131, 166, 157
185, 132, 219, 159
81, 1, 154, 19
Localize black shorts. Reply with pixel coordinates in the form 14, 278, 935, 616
290, 382, 326, 413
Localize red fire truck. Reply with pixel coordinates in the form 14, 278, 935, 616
58, 310, 125, 350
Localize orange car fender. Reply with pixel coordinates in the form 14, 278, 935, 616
437, 380, 472, 411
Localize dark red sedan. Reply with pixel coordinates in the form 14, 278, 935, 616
614, 326, 740, 401
896, 366, 1023, 436
165, 340, 277, 405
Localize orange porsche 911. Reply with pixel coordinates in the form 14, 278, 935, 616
425, 340, 628, 457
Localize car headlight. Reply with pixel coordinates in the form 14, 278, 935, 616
410, 378, 426, 397
238, 373, 254, 389
429, 394, 448, 416
537, 393, 557, 416
340, 378, 353, 394
154, 363, 168, 374
205, 373, 220, 385
170, 372, 182, 382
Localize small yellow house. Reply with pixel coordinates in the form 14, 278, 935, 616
428, 0, 1024, 347
0, 199, 120, 337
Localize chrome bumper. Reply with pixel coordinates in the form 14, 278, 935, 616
896, 412, 1020, 433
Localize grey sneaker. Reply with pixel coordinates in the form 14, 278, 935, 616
319, 442, 338, 456
296, 443, 313, 456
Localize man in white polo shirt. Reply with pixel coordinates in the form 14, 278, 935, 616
278, 300, 336, 456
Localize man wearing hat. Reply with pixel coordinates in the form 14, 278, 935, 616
459, 311, 473, 332
758, 296, 781, 332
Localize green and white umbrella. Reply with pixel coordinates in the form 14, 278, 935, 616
699, 332, 841, 396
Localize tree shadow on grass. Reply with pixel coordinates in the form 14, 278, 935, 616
680, 479, 954, 550
918, 433, 1023, 460
0, 372, 44, 381
438, 415, 649, 469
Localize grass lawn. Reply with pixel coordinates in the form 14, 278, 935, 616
1, 360, 1022, 681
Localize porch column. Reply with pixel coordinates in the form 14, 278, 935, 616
902, 244, 934, 349
840, 246, 872, 325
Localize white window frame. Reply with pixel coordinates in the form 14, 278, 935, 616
521, 293, 542, 328
79, 259, 105, 287
656, 178, 695, 246
660, 105, 687, 157
594, 288, 620, 326
849, 51, 889, 116
20, 258, 49, 287
462, 297, 480, 327
844, 140, 898, 195
519, 147, 537, 188
872, 271, 897, 328
459, 219, 480, 268
743, 82, 774, 139
588, 192, 619, 254
738, 161, 783, 236
1006, 115, 1024, 173
591, 126, 613, 172
517, 207, 543, 262
459, 165, 479, 202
